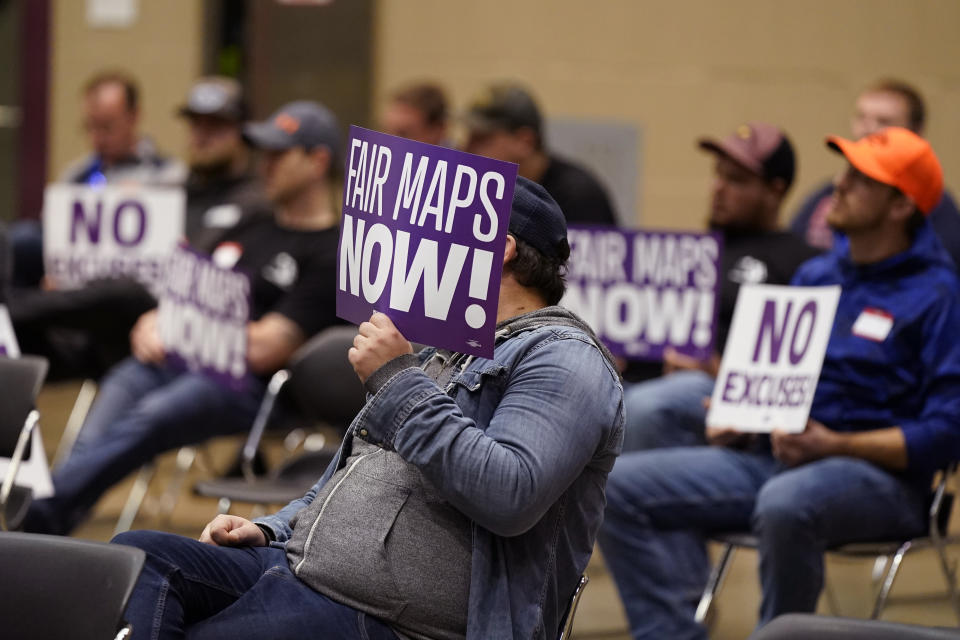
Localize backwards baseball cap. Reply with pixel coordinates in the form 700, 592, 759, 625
826, 127, 943, 215
508, 177, 569, 260
698, 122, 796, 188
178, 76, 246, 121
464, 84, 543, 137
242, 100, 341, 162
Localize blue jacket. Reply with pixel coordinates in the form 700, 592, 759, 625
795, 221, 960, 485
256, 307, 624, 639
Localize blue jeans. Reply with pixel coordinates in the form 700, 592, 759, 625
598, 447, 928, 640
112, 530, 400, 640
621, 370, 714, 452
24, 357, 264, 534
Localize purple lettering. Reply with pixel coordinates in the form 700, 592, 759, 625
752, 299, 792, 364
788, 301, 817, 365
70, 199, 102, 244
113, 200, 147, 247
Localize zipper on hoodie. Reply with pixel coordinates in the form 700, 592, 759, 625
294, 448, 382, 576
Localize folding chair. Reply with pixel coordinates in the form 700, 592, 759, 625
558, 574, 590, 640
0, 355, 49, 530
696, 464, 960, 624
193, 325, 365, 514
749, 613, 960, 639
0, 531, 145, 640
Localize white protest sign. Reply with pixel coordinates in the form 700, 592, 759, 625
0, 305, 20, 357
43, 183, 185, 295
156, 245, 250, 391
0, 428, 54, 498
707, 284, 841, 433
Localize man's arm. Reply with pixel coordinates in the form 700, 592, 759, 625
771, 420, 907, 470
350, 314, 622, 538
247, 312, 305, 375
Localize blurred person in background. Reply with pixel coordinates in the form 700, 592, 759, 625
463, 82, 618, 226
621, 123, 818, 450
10, 77, 269, 380
790, 78, 960, 267
601, 128, 960, 640
380, 81, 450, 146
180, 76, 271, 253
22, 100, 345, 536
11, 70, 186, 289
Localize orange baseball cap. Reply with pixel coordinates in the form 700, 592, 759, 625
826, 127, 943, 215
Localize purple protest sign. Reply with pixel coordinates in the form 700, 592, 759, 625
336, 126, 518, 357
561, 226, 722, 361
157, 245, 251, 392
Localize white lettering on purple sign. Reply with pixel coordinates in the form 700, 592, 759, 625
561, 227, 720, 360
157, 247, 250, 385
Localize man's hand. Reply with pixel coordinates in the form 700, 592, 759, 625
199, 514, 268, 547
347, 312, 413, 383
663, 348, 721, 378
130, 309, 165, 364
771, 419, 842, 467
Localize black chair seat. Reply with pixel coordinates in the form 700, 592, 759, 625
710, 531, 914, 557
749, 613, 960, 639
194, 449, 336, 506
0, 531, 145, 640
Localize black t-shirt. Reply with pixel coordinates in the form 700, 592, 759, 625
538, 155, 618, 225
213, 217, 341, 339
714, 228, 821, 350
185, 169, 272, 254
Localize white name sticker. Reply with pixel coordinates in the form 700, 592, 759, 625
852, 308, 893, 342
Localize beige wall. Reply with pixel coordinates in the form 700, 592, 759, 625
373, 0, 960, 229
48, 0, 204, 180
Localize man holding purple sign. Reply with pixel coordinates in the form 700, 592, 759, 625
600, 128, 960, 638
24, 100, 343, 536
112, 175, 624, 640
621, 123, 818, 451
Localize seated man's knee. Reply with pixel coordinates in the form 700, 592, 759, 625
752, 475, 814, 536
112, 529, 172, 550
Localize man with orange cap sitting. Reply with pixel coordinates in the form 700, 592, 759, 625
599, 127, 960, 639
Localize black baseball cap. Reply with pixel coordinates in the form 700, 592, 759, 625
508, 177, 569, 260
178, 77, 246, 121
464, 84, 543, 138
242, 100, 341, 162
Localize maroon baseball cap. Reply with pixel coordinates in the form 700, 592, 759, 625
698, 122, 796, 188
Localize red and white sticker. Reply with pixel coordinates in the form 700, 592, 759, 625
852, 307, 893, 342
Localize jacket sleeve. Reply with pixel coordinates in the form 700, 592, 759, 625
899, 295, 960, 476
353, 334, 623, 537
252, 443, 343, 543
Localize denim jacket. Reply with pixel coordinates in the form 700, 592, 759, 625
256, 306, 624, 639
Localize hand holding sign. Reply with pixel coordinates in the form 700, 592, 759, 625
771, 419, 841, 467
348, 312, 414, 383
336, 126, 517, 357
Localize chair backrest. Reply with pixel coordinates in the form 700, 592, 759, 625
286, 325, 368, 429
749, 614, 960, 639
0, 532, 145, 640
0, 356, 48, 457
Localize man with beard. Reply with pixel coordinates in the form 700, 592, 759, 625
600, 128, 960, 639
619, 123, 818, 451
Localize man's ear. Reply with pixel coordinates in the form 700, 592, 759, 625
503, 234, 517, 267
889, 193, 917, 224
309, 147, 332, 178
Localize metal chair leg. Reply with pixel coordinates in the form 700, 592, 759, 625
154, 447, 199, 523
112, 464, 155, 536
51, 379, 97, 469
870, 542, 910, 619
695, 543, 736, 624
931, 529, 960, 623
